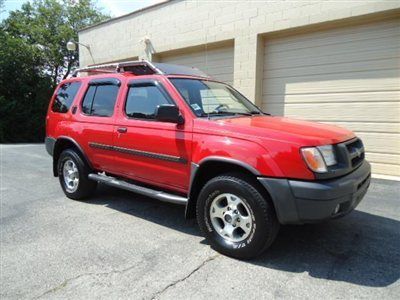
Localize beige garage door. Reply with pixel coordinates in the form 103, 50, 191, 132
262, 19, 400, 177
158, 45, 234, 84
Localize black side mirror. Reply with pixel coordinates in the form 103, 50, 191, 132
155, 104, 184, 125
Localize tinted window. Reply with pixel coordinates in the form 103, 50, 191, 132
125, 85, 171, 119
82, 86, 96, 115
170, 79, 261, 117
81, 85, 119, 117
52, 81, 81, 113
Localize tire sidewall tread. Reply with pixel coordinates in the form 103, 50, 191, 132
58, 149, 96, 200
196, 173, 279, 259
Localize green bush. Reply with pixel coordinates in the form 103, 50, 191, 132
0, 0, 109, 143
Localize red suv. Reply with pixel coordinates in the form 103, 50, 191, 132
46, 61, 371, 259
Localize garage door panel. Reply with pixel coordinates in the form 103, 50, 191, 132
263, 19, 400, 177
356, 132, 400, 155
159, 46, 234, 84
370, 162, 400, 177
272, 102, 399, 122
264, 91, 400, 104
322, 121, 400, 134
263, 69, 400, 95
265, 47, 400, 70
164, 54, 233, 66
266, 34, 400, 64
197, 64, 233, 74
365, 152, 400, 166
264, 58, 399, 79
267, 20, 400, 53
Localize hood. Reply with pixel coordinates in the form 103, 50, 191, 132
196, 115, 355, 146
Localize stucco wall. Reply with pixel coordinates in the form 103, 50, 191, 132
78, 0, 400, 101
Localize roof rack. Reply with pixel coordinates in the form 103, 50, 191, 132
71, 60, 210, 78
71, 60, 163, 77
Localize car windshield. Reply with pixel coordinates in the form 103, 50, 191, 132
169, 78, 262, 117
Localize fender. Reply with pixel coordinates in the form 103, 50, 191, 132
51, 136, 93, 176
197, 156, 261, 176
185, 156, 262, 219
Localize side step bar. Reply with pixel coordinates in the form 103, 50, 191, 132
88, 173, 188, 205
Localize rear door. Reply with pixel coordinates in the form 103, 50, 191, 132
112, 78, 192, 193
73, 78, 122, 172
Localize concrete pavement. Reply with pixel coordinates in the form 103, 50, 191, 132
1, 144, 399, 299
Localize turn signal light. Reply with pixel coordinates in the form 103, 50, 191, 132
301, 147, 327, 173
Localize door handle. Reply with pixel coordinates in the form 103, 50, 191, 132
117, 127, 127, 133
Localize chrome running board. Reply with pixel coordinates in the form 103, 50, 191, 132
88, 173, 187, 205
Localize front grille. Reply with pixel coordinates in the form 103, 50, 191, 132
345, 138, 365, 169
315, 137, 366, 179
351, 152, 365, 168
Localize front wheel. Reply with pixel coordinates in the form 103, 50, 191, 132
196, 174, 279, 259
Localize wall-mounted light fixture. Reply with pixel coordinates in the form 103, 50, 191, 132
67, 40, 95, 64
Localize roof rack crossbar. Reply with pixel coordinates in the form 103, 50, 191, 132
72, 60, 163, 77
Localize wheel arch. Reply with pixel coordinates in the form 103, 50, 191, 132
52, 137, 93, 177
185, 157, 264, 219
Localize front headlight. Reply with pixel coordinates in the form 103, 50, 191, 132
301, 145, 337, 173
317, 145, 337, 166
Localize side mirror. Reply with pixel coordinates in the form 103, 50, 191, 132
155, 104, 184, 125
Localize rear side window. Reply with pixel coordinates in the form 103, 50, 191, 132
81, 85, 119, 117
52, 81, 81, 113
125, 85, 171, 119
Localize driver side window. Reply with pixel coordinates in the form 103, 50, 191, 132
125, 84, 171, 120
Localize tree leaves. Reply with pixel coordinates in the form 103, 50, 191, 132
2, 0, 109, 86
0, 0, 110, 142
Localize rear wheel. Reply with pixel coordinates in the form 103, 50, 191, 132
58, 149, 97, 200
196, 173, 279, 259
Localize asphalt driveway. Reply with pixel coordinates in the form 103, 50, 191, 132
1, 144, 399, 299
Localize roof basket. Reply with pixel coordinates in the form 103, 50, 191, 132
71, 60, 163, 77
72, 60, 210, 78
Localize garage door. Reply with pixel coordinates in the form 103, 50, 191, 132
159, 45, 234, 84
262, 19, 400, 177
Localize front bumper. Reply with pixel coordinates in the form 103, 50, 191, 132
258, 161, 371, 224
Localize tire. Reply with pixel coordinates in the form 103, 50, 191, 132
58, 148, 97, 200
196, 173, 279, 259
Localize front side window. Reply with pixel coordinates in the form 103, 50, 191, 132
52, 81, 81, 113
81, 84, 119, 117
125, 84, 171, 119
170, 79, 262, 117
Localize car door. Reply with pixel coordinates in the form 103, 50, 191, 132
112, 78, 192, 193
73, 78, 122, 172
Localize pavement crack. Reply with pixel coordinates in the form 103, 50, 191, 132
33, 263, 140, 299
149, 254, 219, 300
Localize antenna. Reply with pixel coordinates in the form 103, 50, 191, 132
205, 29, 210, 119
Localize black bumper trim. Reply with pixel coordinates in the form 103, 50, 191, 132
258, 161, 371, 224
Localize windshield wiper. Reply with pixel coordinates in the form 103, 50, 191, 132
202, 111, 253, 117
233, 112, 252, 116
251, 110, 271, 116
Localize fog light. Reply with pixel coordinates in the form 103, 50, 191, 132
333, 204, 340, 215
